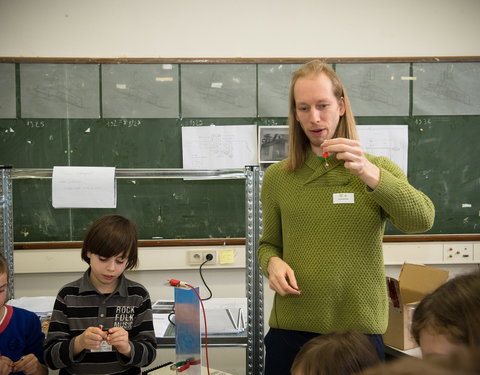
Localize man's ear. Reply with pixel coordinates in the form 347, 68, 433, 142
339, 97, 346, 116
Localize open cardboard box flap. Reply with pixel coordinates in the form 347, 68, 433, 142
399, 263, 449, 305
383, 263, 449, 350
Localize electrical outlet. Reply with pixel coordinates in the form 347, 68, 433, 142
187, 250, 217, 265
443, 243, 474, 263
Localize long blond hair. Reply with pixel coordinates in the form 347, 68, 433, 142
285, 60, 358, 171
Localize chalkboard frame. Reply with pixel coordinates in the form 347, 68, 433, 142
2, 56, 479, 246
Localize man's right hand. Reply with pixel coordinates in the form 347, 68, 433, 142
267, 257, 301, 296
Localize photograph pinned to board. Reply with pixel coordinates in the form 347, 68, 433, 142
258, 125, 288, 169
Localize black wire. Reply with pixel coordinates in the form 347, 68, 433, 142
142, 361, 173, 375
199, 259, 213, 301
168, 308, 175, 326
168, 257, 213, 324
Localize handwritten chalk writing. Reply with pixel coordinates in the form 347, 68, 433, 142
261, 119, 279, 126
415, 118, 432, 126
184, 119, 204, 126
26, 120, 45, 128
105, 119, 141, 128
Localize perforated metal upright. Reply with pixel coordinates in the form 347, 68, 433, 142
0, 166, 14, 300
245, 166, 264, 375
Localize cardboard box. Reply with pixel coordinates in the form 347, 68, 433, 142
383, 263, 449, 350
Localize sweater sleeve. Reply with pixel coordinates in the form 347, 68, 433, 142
43, 290, 76, 370
257, 165, 284, 276
24, 311, 46, 365
369, 156, 435, 233
119, 291, 157, 368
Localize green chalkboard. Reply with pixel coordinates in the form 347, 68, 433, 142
0, 59, 479, 241
356, 115, 480, 235
2, 117, 250, 241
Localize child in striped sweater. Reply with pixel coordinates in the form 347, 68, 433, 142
44, 214, 157, 375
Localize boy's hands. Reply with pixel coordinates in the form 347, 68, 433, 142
0, 354, 47, 375
105, 327, 131, 356
12, 354, 48, 375
0, 355, 12, 375
74, 326, 109, 354
74, 326, 131, 357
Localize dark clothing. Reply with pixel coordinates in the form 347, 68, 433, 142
0, 305, 45, 374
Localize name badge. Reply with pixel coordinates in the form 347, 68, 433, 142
333, 193, 355, 204
91, 340, 113, 352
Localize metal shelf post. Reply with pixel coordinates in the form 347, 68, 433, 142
0, 166, 14, 300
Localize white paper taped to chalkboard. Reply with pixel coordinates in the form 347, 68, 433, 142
52, 166, 116, 208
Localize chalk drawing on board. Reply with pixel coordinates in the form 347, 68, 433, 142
336, 63, 410, 116
413, 63, 480, 115
425, 72, 471, 105
20, 64, 100, 119
181, 64, 256, 118
102, 64, 179, 118
33, 85, 84, 109
357, 125, 408, 174
182, 125, 257, 169
0, 64, 16, 118
258, 64, 301, 117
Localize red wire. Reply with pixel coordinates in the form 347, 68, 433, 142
185, 283, 210, 375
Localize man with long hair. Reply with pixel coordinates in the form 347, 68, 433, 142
257, 60, 435, 374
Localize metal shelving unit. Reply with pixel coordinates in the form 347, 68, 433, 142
0, 165, 264, 375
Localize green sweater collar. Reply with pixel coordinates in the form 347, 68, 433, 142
304, 148, 342, 183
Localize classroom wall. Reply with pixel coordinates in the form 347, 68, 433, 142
12, 243, 480, 374
12, 244, 480, 375
3, 1, 480, 373
1, 0, 480, 58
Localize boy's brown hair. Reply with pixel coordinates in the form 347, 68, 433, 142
411, 270, 480, 348
81, 214, 139, 270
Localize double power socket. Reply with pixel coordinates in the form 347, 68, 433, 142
187, 250, 217, 265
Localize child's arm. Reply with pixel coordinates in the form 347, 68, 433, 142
44, 290, 85, 370
117, 288, 157, 367
14, 308, 49, 375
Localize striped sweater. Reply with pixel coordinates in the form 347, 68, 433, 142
44, 270, 157, 375
258, 150, 435, 334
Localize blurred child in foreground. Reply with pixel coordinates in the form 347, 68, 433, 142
411, 270, 480, 358
0, 254, 48, 375
290, 330, 380, 375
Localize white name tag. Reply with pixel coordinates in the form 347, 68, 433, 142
91, 340, 113, 352
333, 193, 355, 204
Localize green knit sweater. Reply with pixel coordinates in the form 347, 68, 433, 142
258, 150, 435, 334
